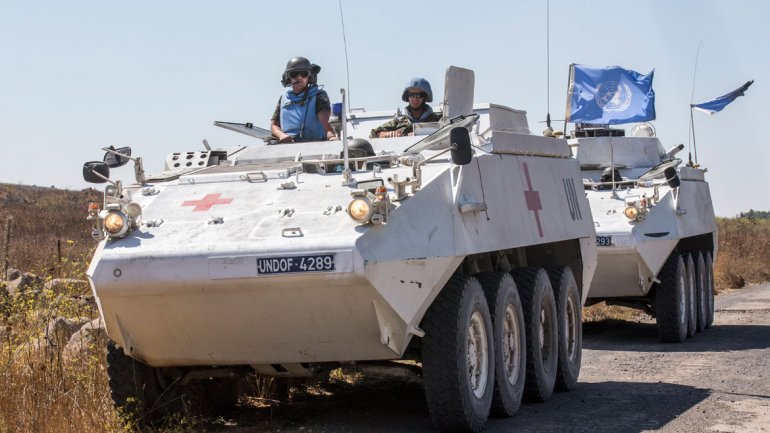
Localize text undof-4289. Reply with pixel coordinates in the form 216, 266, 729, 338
256, 254, 335, 275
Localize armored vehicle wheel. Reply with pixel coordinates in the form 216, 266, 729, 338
704, 251, 715, 328
684, 253, 697, 338
271, 377, 294, 402
107, 341, 238, 422
545, 266, 582, 391
655, 253, 687, 343
477, 272, 526, 417
107, 340, 186, 422
694, 252, 708, 332
511, 268, 558, 402
422, 275, 494, 432
201, 376, 240, 413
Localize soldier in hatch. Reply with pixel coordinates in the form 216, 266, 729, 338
270, 57, 339, 143
370, 77, 442, 138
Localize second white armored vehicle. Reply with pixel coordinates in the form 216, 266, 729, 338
574, 124, 717, 342
82, 67, 597, 431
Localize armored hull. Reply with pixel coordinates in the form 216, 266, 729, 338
575, 131, 717, 342
90, 133, 596, 367
84, 66, 597, 431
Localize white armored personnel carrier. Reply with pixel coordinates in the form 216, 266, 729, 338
573, 123, 717, 343
82, 67, 597, 431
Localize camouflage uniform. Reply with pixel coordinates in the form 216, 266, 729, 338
369, 105, 442, 138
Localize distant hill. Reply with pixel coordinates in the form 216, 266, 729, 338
0, 183, 102, 274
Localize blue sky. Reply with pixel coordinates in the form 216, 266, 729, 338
1, 0, 766, 216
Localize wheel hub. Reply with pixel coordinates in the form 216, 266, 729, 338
467, 311, 489, 398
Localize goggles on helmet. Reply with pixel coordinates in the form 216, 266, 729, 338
289, 70, 310, 79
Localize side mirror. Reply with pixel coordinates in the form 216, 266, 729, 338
450, 127, 472, 166
103, 146, 132, 168
664, 167, 680, 189
83, 161, 110, 184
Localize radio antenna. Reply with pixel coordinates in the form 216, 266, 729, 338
546, 0, 550, 118
688, 41, 702, 163
544, 0, 553, 135
338, 0, 352, 108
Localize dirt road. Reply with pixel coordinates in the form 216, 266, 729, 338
215, 282, 770, 433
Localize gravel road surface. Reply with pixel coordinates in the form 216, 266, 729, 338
213, 282, 770, 433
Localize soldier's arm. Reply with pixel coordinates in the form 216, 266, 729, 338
270, 98, 293, 143
318, 109, 338, 141
315, 91, 338, 141
370, 118, 405, 138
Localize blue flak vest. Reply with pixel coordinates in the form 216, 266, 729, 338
279, 85, 326, 142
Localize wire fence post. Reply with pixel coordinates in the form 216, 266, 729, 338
56, 239, 62, 277
3, 216, 12, 280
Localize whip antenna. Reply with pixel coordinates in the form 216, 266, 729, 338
338, 0, 351, 107
547, 0, 550, 121
544, 0, 553, 135
688, 41, 702, 163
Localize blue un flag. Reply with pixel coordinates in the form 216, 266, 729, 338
691, 80, 753, 115
566, 64, 656, 125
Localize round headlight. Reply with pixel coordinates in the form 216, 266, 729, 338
124, 201, 143, 219
347, 197, 373, 223
623, 206, 639, 220
104, 211, 129, 237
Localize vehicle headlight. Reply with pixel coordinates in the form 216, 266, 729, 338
124, 201, 143, 219
624, 206, 639, 219
104, 211, 130, 238
348, 197, 373, 223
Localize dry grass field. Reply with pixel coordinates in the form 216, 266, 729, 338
713, 217, 770, 290
0, 183, 768, 432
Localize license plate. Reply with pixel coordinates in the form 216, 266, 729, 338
256, 254, 335, 275
596, 235, 613, 247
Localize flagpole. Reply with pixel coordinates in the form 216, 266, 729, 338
689, 106, 698, 164
564, 63, 574, 137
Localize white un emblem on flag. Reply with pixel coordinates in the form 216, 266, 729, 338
596, 81, 632, 112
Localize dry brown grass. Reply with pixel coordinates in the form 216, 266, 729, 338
714, 217, 770, 291
583, 303, 644, 323
0, 184, 125, 432
0, 184, 101, 275
0, 298, 123, 433
0, 183, 768, 431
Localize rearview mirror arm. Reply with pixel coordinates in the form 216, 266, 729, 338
88, 169, 116, 186
101, 147, 146, 185
411, 143, 466, 191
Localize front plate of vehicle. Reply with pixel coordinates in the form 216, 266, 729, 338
256, 254, 335, 275
209, 251, 352, 279
596, 235, 613, 246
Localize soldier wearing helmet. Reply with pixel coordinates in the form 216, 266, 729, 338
270, 57, 338, 143
370, 77, 442, 138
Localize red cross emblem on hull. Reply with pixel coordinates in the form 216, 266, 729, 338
522, 162, 544, 237
182, 193, 233, 212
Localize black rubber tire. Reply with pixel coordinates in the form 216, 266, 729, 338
271, 377, 294, 402
510, 267, 558, 402
694, 252, 708, 332
201, 376, 241, 413
422, 275, 494, 432
545, 266, 582, 392
705, 251, 715, 328
684, 253, 697, 338
477, 272, 526, 417
106, 340, 184, 422
655, 253, 688, 343
107, 341, 239, 423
